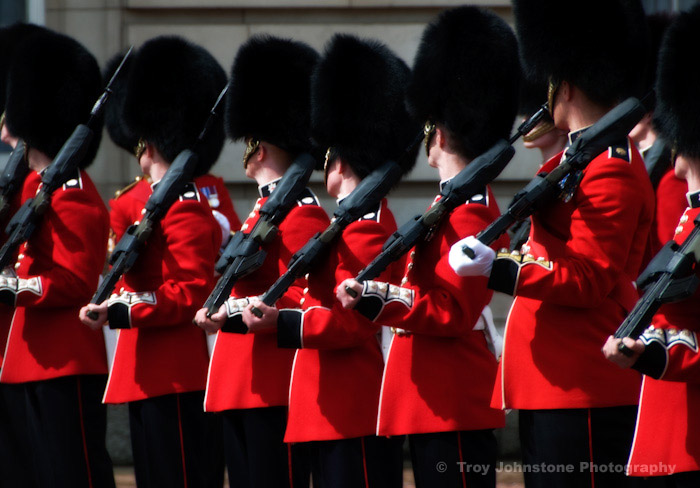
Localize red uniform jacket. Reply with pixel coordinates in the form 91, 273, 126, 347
358, 187, 507, 436
0, 169, 40, 368
103, 179, 220, 403
193, 173, 242, 241
1, 170, 110, 383
651, 168, 687, 253
489, 135, 654, 409
627, 201, 700, 476
205, 181, 328, 412
277, 199, 398, 443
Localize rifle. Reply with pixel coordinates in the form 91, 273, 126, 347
86, 84, 228, 320
347, 106, 550, 289
250, 159, 403, 317
461, 94, 653, 257
0, 143, 28, 219
0, 48, 133, 270
613, 215, 700, 354
202, 152, 316, 318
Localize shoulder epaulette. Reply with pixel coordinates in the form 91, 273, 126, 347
296, 187, 321, 206
178, 182, 201, 202
608, 139, 631, 163
114, 175, 148, 199
465, 187, 489, 206
61, 170, 83, 191
357, 202, 382, 222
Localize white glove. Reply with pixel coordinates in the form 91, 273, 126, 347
449, 236, 495, 277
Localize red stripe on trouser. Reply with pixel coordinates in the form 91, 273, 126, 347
457, 432, 467, 488
176, 394, 188, 488
587, 409, 595, 488
361, 437, 370, 487
76, 378, 94, 488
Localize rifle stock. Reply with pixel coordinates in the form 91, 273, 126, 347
203, 153, 316, 317
0, 143, 28, 219
614, 216, 700, 349
252, 160, 403, 316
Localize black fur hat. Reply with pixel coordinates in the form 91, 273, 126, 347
103, 51, 137, 153
226, 35, 319, 163
123, 36, 227, 176
654, 5, 700, 159
311, 34, 418, 179
408, 6, 519, 160
513, 0, 647, 107
643, 13, 674, 97
4, 29, 102, 167
518, 76, 548, 118
0, 23, 48, 114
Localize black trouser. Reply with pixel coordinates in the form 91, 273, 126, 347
305, 435, 404, 488
519, 406, 656, 488
409, 429, 497, 488
222, 406, 310, 488
0, 382, 38, 488
661, 470, 700, 488
128, 390, 223, 488
3, 375, 115, 488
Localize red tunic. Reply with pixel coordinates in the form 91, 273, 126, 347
490, 137, 654, 409
103, 180, 221, 403
628, 204, 700, 476
367, 187, 507, 436
193, 173, 242, 238
205, 182, 329, 412
0, 169, 41, 368
278, 199, 398, 443
651, 168, 687, 253
0, 170, 110, 383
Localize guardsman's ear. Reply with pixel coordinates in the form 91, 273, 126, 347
434, 127, 446, 149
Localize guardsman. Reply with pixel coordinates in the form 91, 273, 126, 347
242, 34, 417, 488
0, 28, 115, 488
450, 1, 655, 487
193, 35, 328, 488
603, 6, 700, 485
79, 36, 224, 488
337, 7, 516, 487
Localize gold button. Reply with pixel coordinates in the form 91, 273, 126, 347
680, 215, 689, 223
410, 251, 416, 259
302, 287, 309, 294
401, 277, 408, 285
249, 212, 256, 218
241, 223, 249, 231
254, 202, 261, 211
407, 263, 414, 270
134, 220, 140, 226
17, 254, 24, 260
675, 226, 683, 235
14, 262, 20, 270
300, 298, 305, 306
141, 208, 146, 215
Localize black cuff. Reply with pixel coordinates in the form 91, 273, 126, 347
488, 258, 519, 295
108, 303, 131, 329
277, 310, 303, 349
0, 289, 15, 307
632, 340, 667, 380
354, 295, 383, 321
221, 314, 248, 334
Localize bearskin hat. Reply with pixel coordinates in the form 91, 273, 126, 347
408, 6, 519, 160
513, 0, 647, 107
654, 5, 700, 159
311, 34, 419, 179
0, 23, 48, 114
4, 29, 102, 167
123, 36, 227, 176
518, 76, 547, 118
226, 35, 319, 163
103, 51, 137, 153
643, 13, 674, 97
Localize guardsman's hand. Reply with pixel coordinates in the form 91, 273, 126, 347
449, 235, 495, 277
336, 279, 362, 309
242, 297, 278, 332
194, 306, 226, 334
79, 302, 108, 330
602, 335, 645, 369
